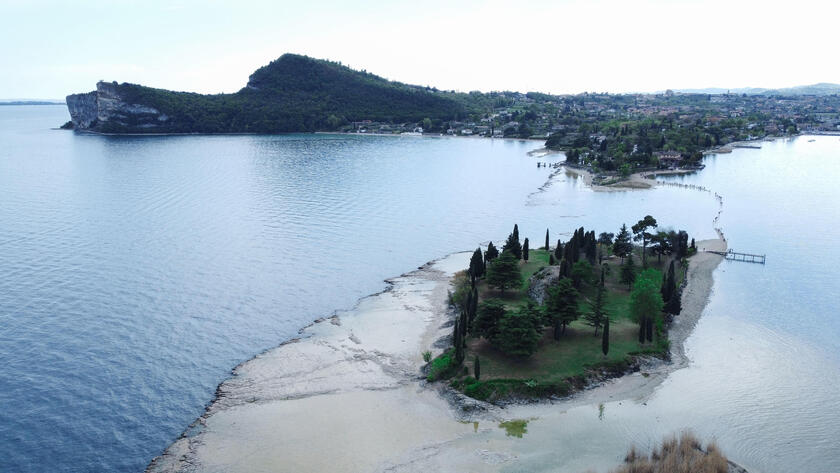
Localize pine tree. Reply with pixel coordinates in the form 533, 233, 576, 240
474, 356, 481, 380
602, 316, 610, 356
547, 278, 579, 339
632, 215, 658, 267
522, 238, 530, 261
496, 307, 540, 358
613, 224, 632, 261
485, 241, 499, 264
486, 252, 522, 294
545, 229, 550, 251
630, 269, 664, 345
474, 299, 506, 342
571, 260, 592, 289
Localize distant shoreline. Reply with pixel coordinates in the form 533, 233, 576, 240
0, 101, 64, 106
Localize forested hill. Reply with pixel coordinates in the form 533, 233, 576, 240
65, 54, 470, 133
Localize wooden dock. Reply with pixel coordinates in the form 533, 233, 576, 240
708, 250, 766, 264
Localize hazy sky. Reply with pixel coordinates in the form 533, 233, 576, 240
1, 0, 837, 99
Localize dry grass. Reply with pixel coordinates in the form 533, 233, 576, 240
612, 432, 729, 473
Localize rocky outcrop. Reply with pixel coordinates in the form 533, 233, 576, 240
65, 81, 168, 132
527, 265, 561, 304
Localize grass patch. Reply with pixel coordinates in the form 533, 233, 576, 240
426, 349, 460, 382
465, 318, 648, 384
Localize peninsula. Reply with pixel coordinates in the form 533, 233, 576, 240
65, 55, 840, 154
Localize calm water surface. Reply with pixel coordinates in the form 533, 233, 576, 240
498, 136, 840, 473
0, 106, 837, 472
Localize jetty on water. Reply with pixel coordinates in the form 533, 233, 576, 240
708, 249, 766, 264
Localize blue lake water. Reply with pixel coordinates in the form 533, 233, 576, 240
0, 106, 837, 472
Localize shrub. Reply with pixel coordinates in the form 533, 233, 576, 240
612, 431, 729, 473
426, 350, 458, 381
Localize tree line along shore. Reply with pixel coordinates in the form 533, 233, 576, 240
426, 216, 697, 403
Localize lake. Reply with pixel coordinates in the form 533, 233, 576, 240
0, 106, 837, 472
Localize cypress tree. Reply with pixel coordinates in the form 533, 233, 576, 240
691, 238, 696, 250
554, 240, 563, 261
639, 316, 646, 343
474, 356, 480, 380
469, 248, 484, 280
602, 316, 610, 356
665, 289, 682, 315
454, 318, 464, 364
585, 234, 597, 263
503, 224, 522, 259
549, 254, 556, 265
621, 253, 637, 290
585, 281, 607, 335
523, 238, 530, 261
469, 286, 479, 324
646, 316, 654, 342
545, 229, 550, 251
460, 309, 468, 338
662, 260, 676, 303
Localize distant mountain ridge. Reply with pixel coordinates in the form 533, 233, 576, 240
675, 83, 840, 96
0, 100, 64, 105
65, 54, 469, 133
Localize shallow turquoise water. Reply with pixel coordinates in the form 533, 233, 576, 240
0, 106, 836, 472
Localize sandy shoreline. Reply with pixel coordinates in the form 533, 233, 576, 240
147, 252, 484, 472
563, 166, 658, 191
148, 140, 736, 472
147, 232, 726, 472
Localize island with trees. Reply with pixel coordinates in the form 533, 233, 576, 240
426, 217, 697, 402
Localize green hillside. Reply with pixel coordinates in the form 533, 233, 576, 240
84, 54, 470, 133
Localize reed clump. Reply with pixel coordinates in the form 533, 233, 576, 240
612, 432, 729, 473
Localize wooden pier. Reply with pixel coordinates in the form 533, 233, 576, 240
708, 250, 766, 264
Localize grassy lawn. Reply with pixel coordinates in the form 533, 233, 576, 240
466, 317, 641, 383
449, 246, 674, 401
